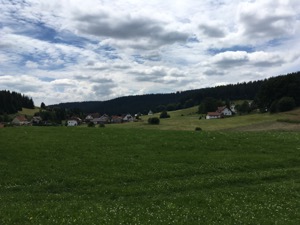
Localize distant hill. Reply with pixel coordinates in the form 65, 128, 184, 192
51, 71, 300, 115
52, 82, 263, 115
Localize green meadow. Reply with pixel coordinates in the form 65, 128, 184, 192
1, 126, 300, 224
110, 107, 300, 131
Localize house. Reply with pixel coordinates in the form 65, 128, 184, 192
206, 106, 233, 119
85, 113, 100, 122
85, 114, 94, 121
70, 117, 82, 124
111, 116, 123, 123
91, 117, 102, 124
230, 104, 236, 113
31, 116, 42, 125
217, 106, 233, 116
123, 114, 134, 122
67, 120, 78, 126
12, 115, 29, 125
92, 114, 110, 124
206, 112, 222, 119
99, 114, 110, 124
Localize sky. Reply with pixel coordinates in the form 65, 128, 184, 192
1, 0, 300, 106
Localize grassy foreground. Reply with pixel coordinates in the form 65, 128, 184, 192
0, 127, 300, 224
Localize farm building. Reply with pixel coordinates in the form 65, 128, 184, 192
206, 106, 233, 119
92, 114, 110, 124
111, 116, 123, 123
67, 120, 78, 126
206, 112, 222, 119
217, 106, 233, 116
123, 114, 134, 122
31, 116, 42, 125
12, 115, 29, 125
85, 113, 100, 122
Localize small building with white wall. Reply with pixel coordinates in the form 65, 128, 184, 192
67, 120, 78, 126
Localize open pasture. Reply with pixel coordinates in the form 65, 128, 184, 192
0, 127, 300, 224
110, 107, 300, 132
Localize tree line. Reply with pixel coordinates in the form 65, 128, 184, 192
52, 79, 265, 115
0, 90, 34, 115
2, 71, 299, 118
256, 71, 300, 112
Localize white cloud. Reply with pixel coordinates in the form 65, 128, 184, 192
238, 0, 298, 41
0, 0, 299, 105
199, 21, 227, 38
212, 51, 249, 68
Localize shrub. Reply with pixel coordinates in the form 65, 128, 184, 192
148, 117, 160, 125
277, 97, 296, 112
269, 100, 279, 113
160, 111, 170, 119
88, 122, 95, 127
195, 127, 202, 131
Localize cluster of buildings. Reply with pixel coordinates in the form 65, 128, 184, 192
4, 115, 43, 126
67, 113, 136, 126
1, 106, 237, 127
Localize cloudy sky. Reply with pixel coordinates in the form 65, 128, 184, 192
1, 0, 300, 105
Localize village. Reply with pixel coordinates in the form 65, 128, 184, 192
6, 104, 238, 127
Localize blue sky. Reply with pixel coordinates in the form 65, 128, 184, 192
0, 0, 300, 105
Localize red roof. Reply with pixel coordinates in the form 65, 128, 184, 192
15, 115, 28, 122
207, 112, 221, 116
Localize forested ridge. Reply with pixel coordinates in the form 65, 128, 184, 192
52, 71, 300, 115
1, 71, 299, 116
0, 90, 34, 115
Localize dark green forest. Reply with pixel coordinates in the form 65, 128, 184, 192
52, 79, 264, 115
256, 72, 300, 112
1, 71, 299, 117
0, 90, 34, 115
52, 71, 300, 115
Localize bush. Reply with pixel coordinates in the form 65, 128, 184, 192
88, 122, 95, 127
277, 97, 296, 112
160, 111, 170, 119
269, 100, 279, 113
148, 117, 160, 125
195, 127, 202, 131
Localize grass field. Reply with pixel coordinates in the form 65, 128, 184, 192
1, 127, 300, 224
109, 107, 300, 131
17, 107, 40, 116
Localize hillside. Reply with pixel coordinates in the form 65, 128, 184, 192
51, 71, 300, 115
51, 79, 264, 114
18, 107, 40, 116
108, 107, 300, 132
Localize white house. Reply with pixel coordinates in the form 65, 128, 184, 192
206, 106, 233, 119
217, 106, 233, 116
85, 114, 93, 121
123, 114, 134, 122
67, 120, 78, 126
230, 104, 236, 113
